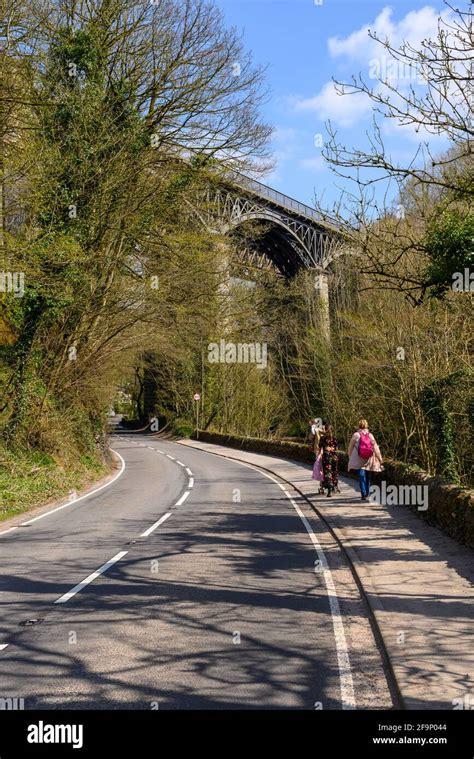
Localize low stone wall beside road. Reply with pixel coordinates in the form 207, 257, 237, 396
194, 431, 313, 463
193, 431, 474, 549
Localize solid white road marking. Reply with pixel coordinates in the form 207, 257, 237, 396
286, 493, 355, 710
199, 454, 356, 711
1, 451, 126, 533
140, 512, 171, 538
188, 477, 194, 488
54, 551, 128, 604
175, 491, 190, 507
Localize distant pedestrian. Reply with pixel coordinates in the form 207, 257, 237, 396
307, 416, 326, 457
318, 424, 339, 497
347, 419, 384, 501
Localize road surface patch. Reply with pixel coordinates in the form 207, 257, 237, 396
0, 526, 19, 537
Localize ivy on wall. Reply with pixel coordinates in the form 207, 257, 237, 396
420, 371, 466, 484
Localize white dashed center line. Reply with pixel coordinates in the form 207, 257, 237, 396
175, 491, 190, 507
140, 512, 172, 538
54, 551, 128, 604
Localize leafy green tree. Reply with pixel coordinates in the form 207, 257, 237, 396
1, 0, 271, 450
424, 208, 474, 297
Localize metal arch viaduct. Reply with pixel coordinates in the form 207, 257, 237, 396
194, 171, 350, 336
202, 171, 346, 279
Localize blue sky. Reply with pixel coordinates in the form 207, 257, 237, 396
215, 0, 451, 211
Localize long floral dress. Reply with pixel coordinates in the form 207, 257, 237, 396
319, 436, 339, 491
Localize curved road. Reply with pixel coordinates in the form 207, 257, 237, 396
0, 433, 392, 709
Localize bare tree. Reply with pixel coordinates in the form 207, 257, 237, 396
324, 2, 472, 197
313, 2, 473, 302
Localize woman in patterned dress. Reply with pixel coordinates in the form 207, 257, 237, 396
318, 425, 339, 497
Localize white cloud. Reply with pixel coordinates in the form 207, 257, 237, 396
294, 81, 373, 128
292, 5, 455, 130
328, 5, 445, 61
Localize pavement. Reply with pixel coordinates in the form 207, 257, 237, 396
0, 433, 393, 710
179, 438, 474, 710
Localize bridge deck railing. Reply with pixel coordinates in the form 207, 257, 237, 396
228, 170, 337, 230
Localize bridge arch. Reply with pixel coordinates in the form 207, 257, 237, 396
218, 211, 316, 277
197, 179, 344, 278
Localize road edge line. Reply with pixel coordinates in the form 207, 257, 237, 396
20, 450, 126, 527
178, 439, 405, 711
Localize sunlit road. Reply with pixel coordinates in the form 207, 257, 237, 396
0, 433, 392, 709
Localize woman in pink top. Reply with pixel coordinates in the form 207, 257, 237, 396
348, 419, 384, 501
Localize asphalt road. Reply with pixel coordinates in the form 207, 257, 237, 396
0, 433, 392, 710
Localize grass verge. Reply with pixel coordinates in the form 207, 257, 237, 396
0, 444, 110, 522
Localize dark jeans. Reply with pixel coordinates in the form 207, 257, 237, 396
359, 468, 370, 497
